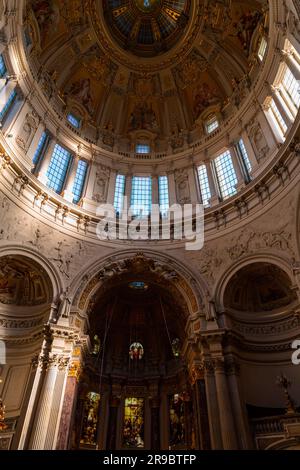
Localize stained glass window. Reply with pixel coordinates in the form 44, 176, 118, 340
129, 342, 144, 360
123, 398, 145, 448
80, 392, 100, 446
169, 394, 185, 447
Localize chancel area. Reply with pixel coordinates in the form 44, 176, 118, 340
1, 0, 300, 451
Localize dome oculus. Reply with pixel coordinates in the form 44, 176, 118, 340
103, 0, 191, 57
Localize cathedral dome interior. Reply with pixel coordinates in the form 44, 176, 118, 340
1, 0, 300, 455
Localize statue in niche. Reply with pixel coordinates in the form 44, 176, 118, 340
92, 165, 110, 203
57, 289, 71, 318
93, 174, 107, 203
16, 113, 38, 151
248, 120, 269, 161
175, 170, 191, 204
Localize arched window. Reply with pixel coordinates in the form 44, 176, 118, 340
67, 113, 81, 129
206, 115, 219, 134
258, 37, 268, 61
136, 143, 150, 154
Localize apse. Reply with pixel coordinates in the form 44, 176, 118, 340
223, 263, 297, 313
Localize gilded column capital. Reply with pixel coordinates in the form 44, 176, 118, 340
189, 364, 205, 384
68, 360, 82, 381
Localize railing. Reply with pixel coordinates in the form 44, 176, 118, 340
252, 413, 300, 435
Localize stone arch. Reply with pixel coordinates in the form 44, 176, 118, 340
69, 250, 211, 325
214, 253, 296, 313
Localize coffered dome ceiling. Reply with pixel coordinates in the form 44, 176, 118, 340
27, 0, 269, 149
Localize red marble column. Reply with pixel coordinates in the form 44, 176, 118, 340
56, 361, 80, 450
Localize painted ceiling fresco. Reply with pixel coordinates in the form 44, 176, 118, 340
26, 0, 269, 146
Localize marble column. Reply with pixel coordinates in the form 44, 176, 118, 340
107, 170, 117, 205
226, 358, 253, 449
15, 356, 45, 449
214, 358, 238, 449
124, 173, 132, 210
284, 51, 300, 80
152, 175, 159, 205
203, 360, 222, 449
271, 86, 293, 128
56, 360, 81, 450
167, 172, 177, 205
230, 143, 246, 188
187, 165, 200, 204
28, 356, 59, 449
193, 377, 211, 450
